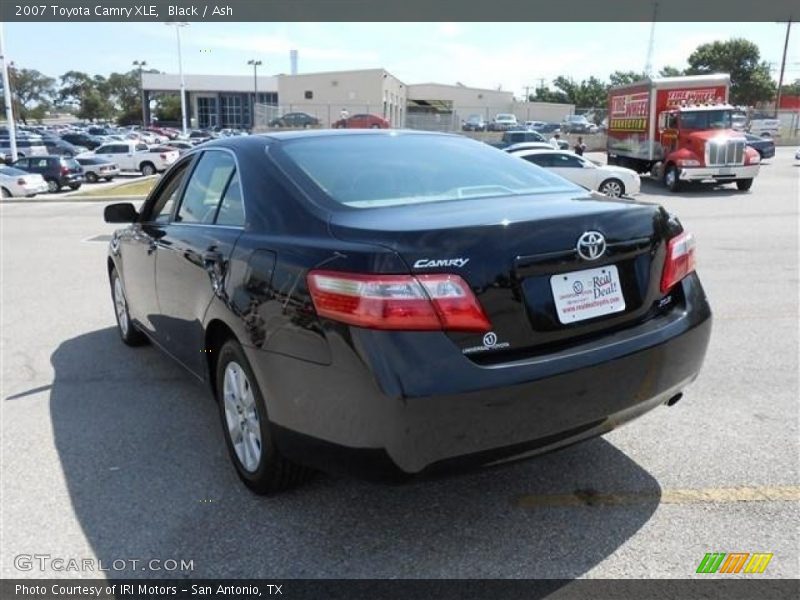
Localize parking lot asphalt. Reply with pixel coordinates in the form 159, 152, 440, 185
1, 148, 798, 579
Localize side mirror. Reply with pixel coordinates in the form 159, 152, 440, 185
104, 203, 138, 223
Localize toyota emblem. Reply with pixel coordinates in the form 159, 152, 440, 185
576, 231, 606, 261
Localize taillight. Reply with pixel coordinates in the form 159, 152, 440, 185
160, 153, 167, 159
660, 232, 696, 293
17, 178, 26, 185
60, 166, 69, 175
307, 270, 491, 332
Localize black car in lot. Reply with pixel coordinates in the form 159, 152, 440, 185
744, 133, 775, 160
269, 112, 320, 128
104, 131, 712, 494
15, 155, 84, 192
60, 132, 104, 150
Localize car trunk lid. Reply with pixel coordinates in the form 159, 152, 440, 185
329, 191, 674, 361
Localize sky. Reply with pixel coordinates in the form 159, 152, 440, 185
4, 22, 799, 97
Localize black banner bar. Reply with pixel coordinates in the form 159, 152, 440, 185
2, 579, 800, 600
0, 0, 797, 22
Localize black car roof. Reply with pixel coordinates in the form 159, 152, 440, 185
201, 129, 455, 148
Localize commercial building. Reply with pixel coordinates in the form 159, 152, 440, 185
142, 68, 573, 130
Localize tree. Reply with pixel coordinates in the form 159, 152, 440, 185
59, 71, 113, 121
7, 66, 55, 124
155, 94, 182, 122
659, 66, 684, 77
686, 38, 775, 106
530, 86, 569, 104
106, 70, 143, 125
551, 75, 607, 107
609, 70, 647, 87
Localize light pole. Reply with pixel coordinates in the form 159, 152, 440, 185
132, 60, 147, 127
0, 23, 17, 162
247, 59, 262, 129
165, 22, 188, 134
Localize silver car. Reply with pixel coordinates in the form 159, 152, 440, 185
0, 165, 49, 197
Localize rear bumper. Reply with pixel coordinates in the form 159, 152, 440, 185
245, 274, 712, 478
680, 164, 759, 181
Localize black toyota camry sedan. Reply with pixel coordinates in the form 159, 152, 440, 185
104, 130, 712, 494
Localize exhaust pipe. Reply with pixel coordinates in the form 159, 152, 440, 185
666, 393, 683, 407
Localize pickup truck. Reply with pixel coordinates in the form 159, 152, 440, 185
87, 141, 179, 175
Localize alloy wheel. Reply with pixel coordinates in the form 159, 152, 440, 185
223, 362, 262, 473
113, 276, 129, 337
600, 180, 623, 197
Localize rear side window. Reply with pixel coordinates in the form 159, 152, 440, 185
522, 154, 551, 167
280, 134, 577, 208
136, 144, 148, 152
215, 172, 245, 226
177, 151, 236, 224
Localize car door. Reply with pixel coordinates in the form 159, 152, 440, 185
154, 149, 244, 375
547, 153, 595, 189
119, 159, 192, 337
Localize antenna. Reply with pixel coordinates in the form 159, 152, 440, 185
643, 1, 659, 77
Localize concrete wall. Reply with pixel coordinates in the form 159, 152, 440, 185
275, 69, 408, 126
142, 73, 278, 93
510, 102, 575, 124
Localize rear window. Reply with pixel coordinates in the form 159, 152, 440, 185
63, 158, 81, 169
0, 166, 28, 176
280, 134, 579, 209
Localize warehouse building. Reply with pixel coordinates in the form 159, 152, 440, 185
142, 68, 572, 130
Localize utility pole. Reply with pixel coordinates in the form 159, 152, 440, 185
0, 23, 17, 162
775, 19, 792, 118
247, 59, 262, 129
165, 22, 188, 134
132, 60, 147, 127
643, 1, 659, 77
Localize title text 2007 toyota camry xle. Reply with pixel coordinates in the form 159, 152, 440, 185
104, 131, 711, 494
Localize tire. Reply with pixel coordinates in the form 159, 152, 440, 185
140, 162, 156, 176
216, 339, 311, 494
110, 268, 147, 346
664, 165, 682, 192
736, 178, 753, 191
46, 178, 60, 193
69, 184, 81, 191
85, 172, 98, 183
598, 178, 625, 197
104, 177, 114, 182
1, 187, 10, 198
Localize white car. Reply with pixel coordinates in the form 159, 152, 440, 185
794, 148, 800, 161
505, 142, 557, 153
514, 149, 640, 197
492, 113, 518, 130
0, 165, 49, 198
85, 141, 179, 175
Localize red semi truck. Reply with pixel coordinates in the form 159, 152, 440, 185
607, 74, 761, 192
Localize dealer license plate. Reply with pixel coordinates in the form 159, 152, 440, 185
550, 265, 626, 324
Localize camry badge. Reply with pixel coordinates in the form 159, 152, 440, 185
576, 231, 606, 261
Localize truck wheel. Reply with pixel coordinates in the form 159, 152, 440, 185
736, 178, 753, 191
46, 178, 60, 193
85, 172, 98, 183
664, 165, 681, 192
599, 178, 625, 197
140, 162, 156, 176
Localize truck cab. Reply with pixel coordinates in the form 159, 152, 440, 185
656, 104, 761, 191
